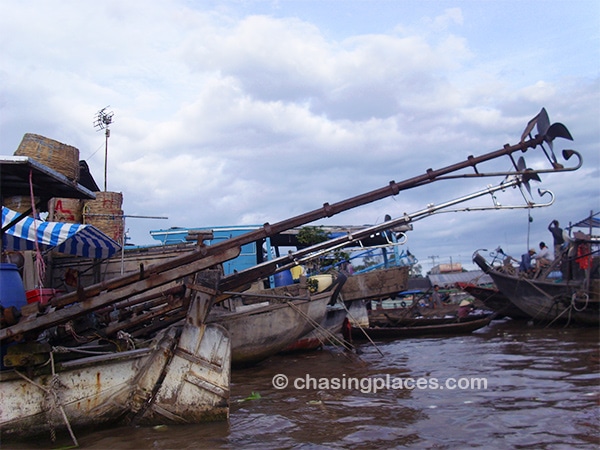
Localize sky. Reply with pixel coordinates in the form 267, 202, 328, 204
1, 0, 599, 273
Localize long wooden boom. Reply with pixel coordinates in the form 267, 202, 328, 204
0, 110, 574, 342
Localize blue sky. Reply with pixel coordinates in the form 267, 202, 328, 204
1, 0, 598, 272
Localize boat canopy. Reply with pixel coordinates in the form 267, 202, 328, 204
2, 206, 121, 259
570, 213, 600, 230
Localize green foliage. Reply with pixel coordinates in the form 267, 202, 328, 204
297, 227, 351, 274
297, 226, 329, 245
237, 391, 262, 402
307, 277, 319, 293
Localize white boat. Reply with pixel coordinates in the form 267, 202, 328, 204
0, 286, 231, 442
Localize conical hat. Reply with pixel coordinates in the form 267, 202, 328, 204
459, 299, 472, 307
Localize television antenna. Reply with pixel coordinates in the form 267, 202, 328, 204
93, 106, 114, 191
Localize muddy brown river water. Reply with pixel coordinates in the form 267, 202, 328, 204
3, 318, 599, 449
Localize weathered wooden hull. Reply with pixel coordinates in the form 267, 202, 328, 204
485, 271, 599, 325
473, 252, 600, 325
340, 265, 410, 302
335, 266, 410, 333
208, 291, 332, 367
351, 314, 494, 340
282, 301, 358, 352
456, 282, 530, 320
346, 299, 369, 328
0, 322, 231, 440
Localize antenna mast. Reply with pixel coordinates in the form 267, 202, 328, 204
93, 106, 114, 191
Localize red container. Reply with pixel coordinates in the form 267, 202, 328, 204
26, 288, 61, 305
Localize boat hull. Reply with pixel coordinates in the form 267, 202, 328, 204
282, 301, 360, 352
487, 271, 599, 325
208, 292, 331, 367
340, 265, 410, 302
456, 282, 530, 320
351, 314, 494, 340
0, 323, 231, 440
473, 253, 600, 326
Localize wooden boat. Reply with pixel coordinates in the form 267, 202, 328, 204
473, 212, 599, 326
282, 302, 350, 352
208, 274, 346, 366
0, 276, 231, 442
351, 313, 495, 340
455, 282, 530, 320
281, 297, 373, 353
475, 253, 599, 325
282, 263, 412, 352
368, 302, 451, 324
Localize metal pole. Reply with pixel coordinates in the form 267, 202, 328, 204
104, 128, 110, 192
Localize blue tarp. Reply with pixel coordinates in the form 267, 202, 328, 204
2, 206, 121, 259
570, 213, 600, 230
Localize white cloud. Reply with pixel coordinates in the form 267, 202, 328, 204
1, 0, 598, 272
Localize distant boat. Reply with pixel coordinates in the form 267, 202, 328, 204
350, 313, 495, 340
473, 212, 599, 326
283, 264, 412, 352
455, 282, 530, 320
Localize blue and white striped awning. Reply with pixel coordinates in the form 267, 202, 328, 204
2, 206, 121, 259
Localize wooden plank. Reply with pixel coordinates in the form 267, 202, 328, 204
130, 311, 186, 339
0, 246, 240, 342
340, 266, 410, 301
102, 299, 186, 336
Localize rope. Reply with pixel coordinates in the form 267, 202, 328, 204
117, 330, 136, 350
520, 276, 590, 326
340, 300, 385, 357
29, 169, 46, 287
51, 345, 115, 355
571, 292, 590, 312
545, 299, 573, 328
14, 352, 79, 447
285, 299, 355, 353
51, 331, 136, 355
49, 352, 79, 447
63, 321, 90, 344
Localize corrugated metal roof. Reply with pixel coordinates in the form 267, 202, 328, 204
427, 270, 492, 288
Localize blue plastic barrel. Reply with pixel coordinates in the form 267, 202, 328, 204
0, 263, 27, 309
273, 269, 293, 287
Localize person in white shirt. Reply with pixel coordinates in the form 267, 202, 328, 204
536, 241, 551, 269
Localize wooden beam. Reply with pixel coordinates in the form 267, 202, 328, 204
0, 246, 240, 342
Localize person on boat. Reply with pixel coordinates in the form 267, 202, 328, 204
457, 299, 474, 320
536, 241, 551, 270
519, 249, 536, 274
548, 220, 564, 259
431, 285, 443, 308
340, 260, 354, 275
